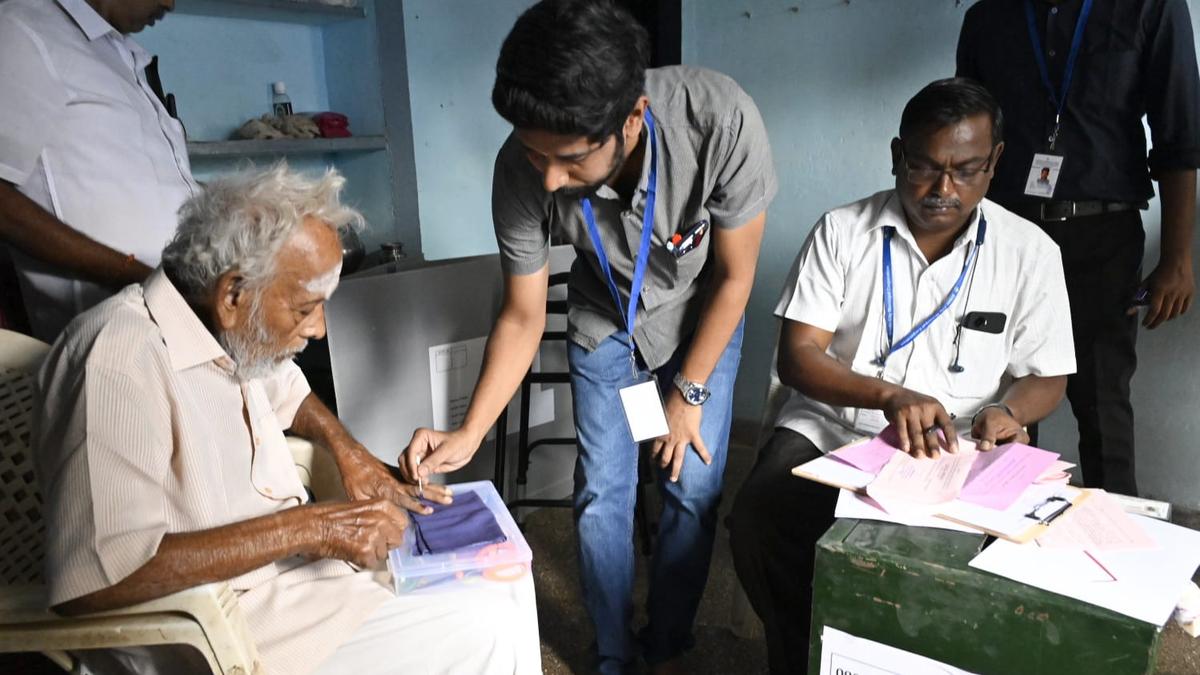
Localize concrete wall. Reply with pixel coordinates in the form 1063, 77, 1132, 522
401, 0, 531, 261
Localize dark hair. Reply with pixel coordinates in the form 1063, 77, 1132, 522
492, 0, 650, 142
899, 77, 1004, 146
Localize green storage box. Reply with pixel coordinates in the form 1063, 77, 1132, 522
808, 519, 1163, 674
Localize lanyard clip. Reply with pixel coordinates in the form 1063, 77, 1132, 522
630, 347, 638, 379
1047, 113, 1061, 151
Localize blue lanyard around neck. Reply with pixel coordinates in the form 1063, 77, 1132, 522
581, 108, 657, 366
1024, 0, 1094, 149
873, 214, 988, 368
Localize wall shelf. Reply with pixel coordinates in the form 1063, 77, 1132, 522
187, 135, 386, 158
174, 0, 365, 25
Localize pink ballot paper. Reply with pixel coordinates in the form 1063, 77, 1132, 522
866, 448, 979, 509
1036, 490, 1157, 552
830, 426, 903, 474
958, 443, 1060, 510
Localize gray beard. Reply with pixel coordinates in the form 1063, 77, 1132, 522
218, 302, 305, 382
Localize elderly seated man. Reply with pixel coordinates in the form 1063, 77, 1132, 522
34, 165, 533, 675
728, 78, 1077, 674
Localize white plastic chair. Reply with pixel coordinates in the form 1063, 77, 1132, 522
0, 329, 334, 674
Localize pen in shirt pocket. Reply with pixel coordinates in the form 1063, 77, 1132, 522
665, 219, 710, 258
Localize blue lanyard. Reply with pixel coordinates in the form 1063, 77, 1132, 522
1024, 0, 1094, 149
581, 108, 657, 369
873, 214, 988, 368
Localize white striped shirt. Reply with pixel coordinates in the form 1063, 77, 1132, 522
34, 269, 389, 675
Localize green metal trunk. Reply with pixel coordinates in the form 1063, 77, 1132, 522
808, 519, 1163, 674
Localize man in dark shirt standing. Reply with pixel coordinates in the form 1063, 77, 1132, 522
957, 0, 1200, 495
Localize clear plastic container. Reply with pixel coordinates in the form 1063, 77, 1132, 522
387, 480, 532, 594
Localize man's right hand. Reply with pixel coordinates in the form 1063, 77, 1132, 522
310, 498, 408, 568
880, 388, 958, 458
399, 427, 482, 484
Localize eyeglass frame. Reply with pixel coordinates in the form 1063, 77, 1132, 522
898, 143, 1001, 187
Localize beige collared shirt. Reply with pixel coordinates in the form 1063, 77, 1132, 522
34, 270, 389, 675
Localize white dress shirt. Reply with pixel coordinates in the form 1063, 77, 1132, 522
773, 190, 1076, 452
0, 0, 197, 340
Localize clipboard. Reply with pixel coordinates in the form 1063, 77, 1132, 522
791, 449, 1090, 544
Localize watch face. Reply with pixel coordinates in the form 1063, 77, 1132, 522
686, 385, 710, 405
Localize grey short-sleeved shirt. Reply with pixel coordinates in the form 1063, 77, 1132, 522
492, 65, 777, 370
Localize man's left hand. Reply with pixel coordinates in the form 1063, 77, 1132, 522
1133, 259, 1194, 329
970, 407, 1029, 451
336, 444, 453, 514
651, 389, 712, 483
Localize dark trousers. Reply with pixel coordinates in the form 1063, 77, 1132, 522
1033, 210, 1144, 495
729, 428, 836, 675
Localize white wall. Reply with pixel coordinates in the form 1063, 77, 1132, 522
402, 0, 531, 261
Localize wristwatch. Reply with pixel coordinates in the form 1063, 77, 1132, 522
673, 372, 711, 406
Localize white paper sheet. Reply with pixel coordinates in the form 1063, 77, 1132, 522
792, 455, 875, 490
970, 514, 1200, 625
835, 489, 980, 533
819, 626, 979, 675
428, 336, 554, 435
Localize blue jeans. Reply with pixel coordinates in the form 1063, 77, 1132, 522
568, 320, 744, 673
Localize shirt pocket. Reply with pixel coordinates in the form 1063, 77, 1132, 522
938, 328, 1011, 399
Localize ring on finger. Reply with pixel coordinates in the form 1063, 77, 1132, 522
923, 427, 939, 435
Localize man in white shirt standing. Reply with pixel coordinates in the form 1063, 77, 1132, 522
728, 78, 1077, 674
0, 0, 196, 340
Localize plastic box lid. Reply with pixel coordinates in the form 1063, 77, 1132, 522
388, 480, 531, 584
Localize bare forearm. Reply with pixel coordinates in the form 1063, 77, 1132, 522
0, 181, 153, 288
290, 393, 356, 460
460, 309, 545, 442
680, 213, 765, 384
1157, 169, 1197, 267
679, 274, 753, 384
55, 507, 320, 615
998, 375, 1066, 426
780, 344, 902, 410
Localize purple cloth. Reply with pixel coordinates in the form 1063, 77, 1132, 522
411, 489, 507, 556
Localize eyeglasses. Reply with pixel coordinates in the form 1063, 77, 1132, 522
900, 146, 998, 187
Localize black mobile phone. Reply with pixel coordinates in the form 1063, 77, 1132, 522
961, 311, 1006, 334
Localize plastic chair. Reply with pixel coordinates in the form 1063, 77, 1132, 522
0, 328, 335, 674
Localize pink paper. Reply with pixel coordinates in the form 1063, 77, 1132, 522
1036, 491, 1157, 553
866, 448, 979, 508
959, 443, 1060, 510
830, 427, 901, 474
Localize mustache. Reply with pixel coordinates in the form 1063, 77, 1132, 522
920, 197, 962, 209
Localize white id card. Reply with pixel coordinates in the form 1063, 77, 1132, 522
1024, 153, 1064, 198
618, 378, 670, 442
853, 408, 890, 436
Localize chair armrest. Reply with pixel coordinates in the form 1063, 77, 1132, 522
286, 437, 346, 502
0, 582, 261, 675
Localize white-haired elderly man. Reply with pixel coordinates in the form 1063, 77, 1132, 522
33, 165, 535, 675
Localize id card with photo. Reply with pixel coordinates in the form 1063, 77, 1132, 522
1024, 153, 1064, 198
618, 377, 670, 442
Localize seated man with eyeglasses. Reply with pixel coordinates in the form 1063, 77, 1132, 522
727, 78, 1077, 674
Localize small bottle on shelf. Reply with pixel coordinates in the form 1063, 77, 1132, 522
271, 81, 293, 116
